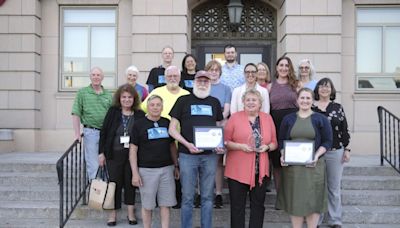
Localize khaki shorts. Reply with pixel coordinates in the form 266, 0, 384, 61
138, 165, 176, 209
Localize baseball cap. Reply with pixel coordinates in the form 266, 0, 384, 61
194, 70, 211, 79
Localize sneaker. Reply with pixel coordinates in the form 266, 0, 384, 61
214, 194, 223, 208
194, 194, 201, 208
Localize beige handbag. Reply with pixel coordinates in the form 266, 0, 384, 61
88, 165, 116, 210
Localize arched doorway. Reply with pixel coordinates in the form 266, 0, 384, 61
191, 0, 277, 71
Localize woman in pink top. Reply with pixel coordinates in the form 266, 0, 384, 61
224, 89, 278, 228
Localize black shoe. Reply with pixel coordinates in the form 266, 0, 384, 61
331, 225, 342, 228
107, 221, 116, 226
194, 194, 201, 208
172, 202, 181, 209
127, 216, 137, 225
214, 194, 223, 209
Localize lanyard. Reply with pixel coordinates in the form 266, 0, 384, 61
122, 114, 132, 135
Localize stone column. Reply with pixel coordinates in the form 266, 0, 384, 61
0, 0, 41, 151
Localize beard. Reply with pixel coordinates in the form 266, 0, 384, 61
193, 85, 211, 99
166, 82, 179, 90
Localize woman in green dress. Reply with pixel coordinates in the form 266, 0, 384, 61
276, 88, 333, 228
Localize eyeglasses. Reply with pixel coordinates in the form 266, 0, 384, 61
299, 66, 310, 70
245, 71, 257, 75
258, 69, 267, 72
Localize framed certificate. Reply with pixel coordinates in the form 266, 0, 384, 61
193, 126, 224, 149
283, 140, 315, 165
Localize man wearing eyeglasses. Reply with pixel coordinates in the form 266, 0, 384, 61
169, 71, 224, 228
141, 65, 190, 120
220, 44, 245, 92
146, 46, 175, 92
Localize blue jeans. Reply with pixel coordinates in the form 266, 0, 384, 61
179, 152, 218, 228
83, 128, 100, 180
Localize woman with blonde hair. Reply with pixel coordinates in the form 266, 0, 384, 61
256, 62, 271, 89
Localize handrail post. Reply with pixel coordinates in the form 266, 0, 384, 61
377, 106, 400, 174
378, 106, 384, 166
56, 134, 88, 227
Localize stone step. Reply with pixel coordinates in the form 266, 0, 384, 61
68, 204, 400, 224
1, 218, 400, 228
341, 190, 400, 206
0, 172, 58, 187
0, 163, 56, 173
1, 202, 400, 225
1, 217, 400, 228
342, 175, 400, 190
343, 166, 399, 176
0, 186, 60, 201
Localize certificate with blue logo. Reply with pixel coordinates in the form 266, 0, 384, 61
283, 140, 315, 165
147, 127, 169, 140
193, 126, 224, 149
190, 105, 212, 116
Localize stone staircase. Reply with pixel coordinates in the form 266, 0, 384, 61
0, 152, 399, 228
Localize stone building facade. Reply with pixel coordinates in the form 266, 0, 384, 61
0, 0, 399, 154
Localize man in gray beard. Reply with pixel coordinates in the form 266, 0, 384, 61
168, 71, 224, 228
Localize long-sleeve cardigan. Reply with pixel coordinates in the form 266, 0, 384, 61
224, 111, 277, 188
278, 112, 333, 152
230, 83, 270, 114
99, 106, 145, 159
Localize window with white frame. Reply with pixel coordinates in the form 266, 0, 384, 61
60, 7, 117, 90
356, 7, 400, 91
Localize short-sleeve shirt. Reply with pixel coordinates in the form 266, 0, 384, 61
141, 86, 190, 119
169, 94, 223, 155
180, 71, 195, 93
210, 82, 231, 109
146, 66, 166, 90
220, 63, 245, 92
131, 117, 174, 168
71, 85, 112, 129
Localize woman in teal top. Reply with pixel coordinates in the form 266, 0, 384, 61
277, 88, 332, 228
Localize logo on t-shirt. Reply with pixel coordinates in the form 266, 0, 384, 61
184, 80, 194, 88
190, 105, 213, 116
158, 75, 165, 84
147, 127, 169, 139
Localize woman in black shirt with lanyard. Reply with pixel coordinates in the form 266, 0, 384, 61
99, 84, 145, 226
313, 78, 350, 228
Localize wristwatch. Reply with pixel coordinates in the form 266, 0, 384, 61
344, 148, 351, 152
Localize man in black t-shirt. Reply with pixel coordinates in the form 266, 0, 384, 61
146, 46, 174, 92
130, 95, 179, 227
169, 71, 223, 228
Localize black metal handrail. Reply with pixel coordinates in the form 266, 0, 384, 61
56, 135, 88, 228
377, 106, 400, 174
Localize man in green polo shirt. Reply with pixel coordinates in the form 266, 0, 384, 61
72, 67, 112, 180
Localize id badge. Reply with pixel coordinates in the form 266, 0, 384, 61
120, 135, 130, 143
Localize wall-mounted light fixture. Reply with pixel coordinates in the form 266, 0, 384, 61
227, 0, 243, 31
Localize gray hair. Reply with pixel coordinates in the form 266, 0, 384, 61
165, 65, 180, 76
241, 88, 264, 104
297, 59, 316, 80
125, 65, 139, 75
146, 94, 163, 104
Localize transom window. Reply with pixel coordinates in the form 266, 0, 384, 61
356, 7, 400, 91
60, 7, 117, 91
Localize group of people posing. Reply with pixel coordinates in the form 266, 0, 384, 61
71, 44, 351, 228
